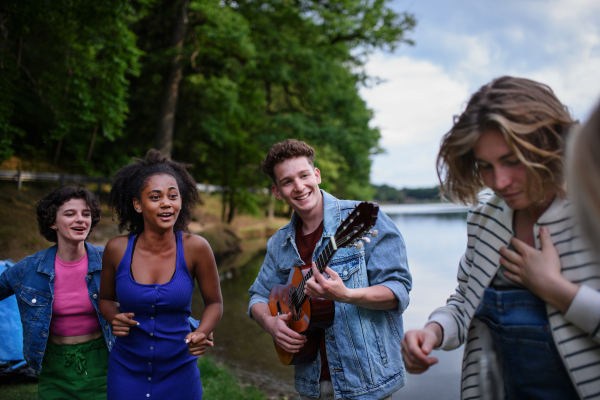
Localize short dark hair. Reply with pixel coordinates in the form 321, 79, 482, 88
261, 139, 315, 184
36, 186, 102, 243
109, 149, 199, 234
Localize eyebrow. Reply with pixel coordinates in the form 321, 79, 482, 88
278, 169, 311, 185
62, 208, 90, 213
147, 187, 179, 194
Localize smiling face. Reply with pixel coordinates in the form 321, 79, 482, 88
474, 129, 555, 211
133, 173, 182, 232
52, 198, 92, 245
272, 156, 323, 219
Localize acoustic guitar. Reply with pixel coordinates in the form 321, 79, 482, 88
268, 201, 379, 365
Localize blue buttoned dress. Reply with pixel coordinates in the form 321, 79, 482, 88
107, 232, 202, 399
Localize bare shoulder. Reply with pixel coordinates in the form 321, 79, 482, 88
104, 235, 130, 265
182, 233, 213, 253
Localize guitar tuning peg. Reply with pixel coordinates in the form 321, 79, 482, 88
353, 241, 363, 250
360, 237, 371, 243
368, 230, 378, 238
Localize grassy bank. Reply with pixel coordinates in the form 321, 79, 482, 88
0, 357, 269, 400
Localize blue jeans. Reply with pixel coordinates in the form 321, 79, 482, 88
474, 288, 578, 400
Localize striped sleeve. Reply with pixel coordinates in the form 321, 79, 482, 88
564, 285, 600, 342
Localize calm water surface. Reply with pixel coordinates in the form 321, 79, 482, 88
193, 205, 469, 399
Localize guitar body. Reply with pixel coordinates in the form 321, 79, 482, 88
268, 264, 335, 365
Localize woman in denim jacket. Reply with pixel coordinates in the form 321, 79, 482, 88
0, 186, 114, 399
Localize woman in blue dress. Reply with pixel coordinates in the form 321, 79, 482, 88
99, 149, 223, 400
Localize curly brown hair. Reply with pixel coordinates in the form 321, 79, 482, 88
437, 76, 576, 205
109, 149, 199, 234
36, 186, 102, 243
261, 139, 315, 185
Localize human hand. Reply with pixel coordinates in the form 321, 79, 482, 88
265, 312, 307, 353
500, 226, 563, 298
305, 264, 350, 303
185, 331, 214, 356
500, 226, 579, 312
111, 312, 138, 337
401, 325, 442, 374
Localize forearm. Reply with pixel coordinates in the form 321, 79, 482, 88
195, 303, 223, 337
344, 285, 398, 310
250, 303, 275, 333
98, 298, 121, 323
537, 276, 579, 314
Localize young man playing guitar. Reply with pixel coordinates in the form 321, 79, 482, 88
248, 139, 412, 400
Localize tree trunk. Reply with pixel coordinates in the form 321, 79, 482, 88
53, 137, 63, 165
155, 0, 190, 157
86, 121, 99, 162
227, 190, 235, 224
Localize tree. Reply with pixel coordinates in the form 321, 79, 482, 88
0, 0, 147, 172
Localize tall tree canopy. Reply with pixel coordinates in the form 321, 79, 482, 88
1, 0, 416, 222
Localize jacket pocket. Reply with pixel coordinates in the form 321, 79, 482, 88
370, 319, 388, 365
19, 287, 51, 321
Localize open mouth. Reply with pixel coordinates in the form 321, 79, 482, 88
295, 192, 310, 201
71, 227, 87, 233
158, 213, 174, 219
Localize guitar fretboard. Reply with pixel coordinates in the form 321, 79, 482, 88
292, 237, 337, 310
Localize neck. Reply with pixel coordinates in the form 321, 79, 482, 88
55, 239, 87, 262
138, 229, 176, 249
295, 191, 324, 234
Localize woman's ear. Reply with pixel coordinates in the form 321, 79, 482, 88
133, 199, 142, 213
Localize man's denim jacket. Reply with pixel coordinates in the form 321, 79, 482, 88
248, 191, 412, 400
0, 242, 114, 372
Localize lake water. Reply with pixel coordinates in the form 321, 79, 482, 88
193, 203, 469, 399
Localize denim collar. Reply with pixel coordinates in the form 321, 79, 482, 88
284, 190, 340, 246
37, 242, 103, 276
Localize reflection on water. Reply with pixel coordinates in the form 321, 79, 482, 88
193, 210, 469, 399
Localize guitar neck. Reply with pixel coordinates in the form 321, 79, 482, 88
296, 237, 337, 303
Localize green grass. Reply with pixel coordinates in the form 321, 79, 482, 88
0, 382, 37, 400
0, 357, 266, 400
199, 356, 266, 400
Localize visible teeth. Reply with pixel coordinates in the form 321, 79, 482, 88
297, 193, 309, 200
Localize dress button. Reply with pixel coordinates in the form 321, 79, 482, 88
343, 270, 348, 277
148, 377, 152, 381
87, 275, 92, 280
150, 333, 154, 336
148, 362, 152, 365
151, 316, 154, 320
109, 341, 112, 346
104, 325, 108, 330
146, 394, 150, 397
32, 299, 37, 304
92, 294, 98, 299
151, 305, 155, 308
155, 286, 158, 290
150, 347, 153, 350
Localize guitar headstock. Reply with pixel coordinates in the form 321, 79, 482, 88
334, 202, 379, 250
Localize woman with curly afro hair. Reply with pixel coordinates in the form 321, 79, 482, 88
0, 186, 114, 399
99, 149, 223, 400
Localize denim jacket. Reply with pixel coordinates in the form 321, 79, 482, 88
248, 191, 412, 400
0, 242, 115, 372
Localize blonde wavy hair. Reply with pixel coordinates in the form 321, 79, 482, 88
569, 101, 600, 257
437, 76, 576, 205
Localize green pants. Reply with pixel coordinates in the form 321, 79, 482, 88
37, 336, 109, 400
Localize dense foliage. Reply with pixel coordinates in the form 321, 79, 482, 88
0, 0, 416, 221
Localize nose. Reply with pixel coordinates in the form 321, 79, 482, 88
494, 167, 512, 191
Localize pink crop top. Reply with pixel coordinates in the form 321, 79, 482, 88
50, 253, 102, 336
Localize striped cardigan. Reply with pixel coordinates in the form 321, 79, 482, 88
428, 190, 600, 400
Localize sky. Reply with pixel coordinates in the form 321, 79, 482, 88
361, 0, 600, 188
